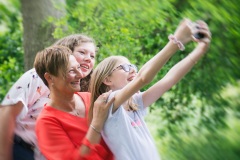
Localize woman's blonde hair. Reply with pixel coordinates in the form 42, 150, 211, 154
88, 56, 138, 122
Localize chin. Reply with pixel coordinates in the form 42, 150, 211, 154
72, 86, 80, 91
82, 72, 90, 78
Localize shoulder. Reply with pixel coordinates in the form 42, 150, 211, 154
36, 106, 64, 128
17, 68, 39, 82
133, 92, 143, 100
1, 68, 49, 109
133, 92, 145, 110
37, 105, 56, 119
75, 92, 91, 102
12, 68, 47, 94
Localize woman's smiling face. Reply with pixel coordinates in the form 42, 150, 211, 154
52, 55, 83, 94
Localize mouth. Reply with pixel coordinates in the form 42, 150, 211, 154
80, 64, 89, 70
127, 76, 135, 81
71, 81, 80, 86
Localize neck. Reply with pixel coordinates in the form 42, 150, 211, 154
50, 92, 76, 112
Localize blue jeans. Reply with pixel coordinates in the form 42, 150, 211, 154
13, 140, 34, 160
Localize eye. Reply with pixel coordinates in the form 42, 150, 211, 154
90, 55, 95, 59
78, 50, 85, 55
130, 64, 138, 72
68, 69, 75, 74
121, 65, 129, 72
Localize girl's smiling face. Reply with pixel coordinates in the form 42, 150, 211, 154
72, 42, 96, 78
107, 59, 137, 91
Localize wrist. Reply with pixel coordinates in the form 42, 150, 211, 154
197, 42, 209, 52
90, 124, 101, 134
91, 118, 104, 129
173, 19, 192, 45
90, 120, 103, 132
168, 34, 185, 51
188, 54, 197, 64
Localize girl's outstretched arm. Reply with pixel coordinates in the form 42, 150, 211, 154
113, 19, 194, 110
142, 20, 211, 107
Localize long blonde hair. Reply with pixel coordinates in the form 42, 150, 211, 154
88, 56, 138, 122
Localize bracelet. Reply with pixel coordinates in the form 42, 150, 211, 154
90, 124, 101, 134
168, 34, 185, 51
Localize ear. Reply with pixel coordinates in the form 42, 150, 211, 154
103, 76, 112, 86
44, 72, 54, 84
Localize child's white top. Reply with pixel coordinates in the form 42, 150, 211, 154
102, 91, 160, 160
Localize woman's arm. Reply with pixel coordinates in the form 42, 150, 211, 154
0, 103, 22, 160
0, 68, 48, 160
36, 114, 109, 160
81, 91, 114, 157
36, 92, 114, 160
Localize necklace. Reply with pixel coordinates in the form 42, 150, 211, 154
69, 97, 85, 117
50, 95, 85, 117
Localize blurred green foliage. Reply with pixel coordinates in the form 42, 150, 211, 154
59, 0, 240, 132
0, 0, 24, 100
146, 81, 240, 160
160, 122, 240, 160
0, 0, 239, 159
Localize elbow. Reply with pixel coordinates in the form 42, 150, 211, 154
135, 73, 152, 86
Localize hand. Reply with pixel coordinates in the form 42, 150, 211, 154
91, 90, 115, 131
192, 20, 212, 44
173, 18, 193, 45
193, 20, 212, 54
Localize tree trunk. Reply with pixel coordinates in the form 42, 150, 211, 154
20, 0, 66, 71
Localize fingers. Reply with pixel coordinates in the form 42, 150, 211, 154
103, 90, 112, 98
196, 20, 209, 30
101, 90, 112, 103
92, 90, 115, 125
182, 18, 192, 27
101, 90, 115, 109
94, 90, 114, 109
105, 96, 115, 109
191, 20, 212, 44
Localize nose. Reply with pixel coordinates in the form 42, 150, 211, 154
129, 67, 136, 73
83, 54, 91, 63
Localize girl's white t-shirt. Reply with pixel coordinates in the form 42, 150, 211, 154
102, 91, 160, 160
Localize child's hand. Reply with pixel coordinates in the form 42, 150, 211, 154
192, 20, 212, 44
192, 20, 211, 54
173, 18, 193, 45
